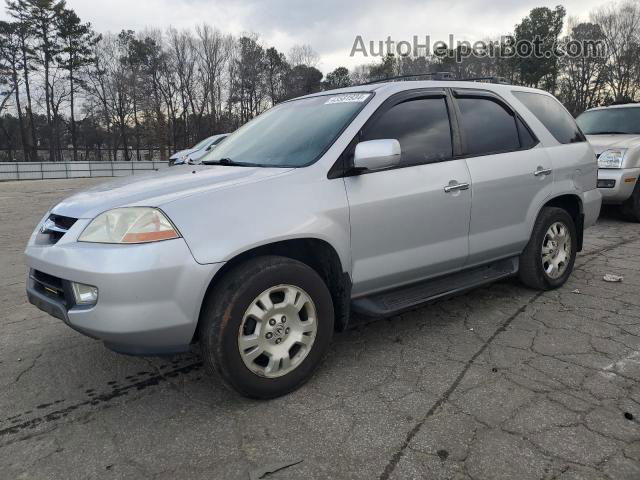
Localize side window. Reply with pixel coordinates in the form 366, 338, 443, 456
362, 97, 453, 166
512, 91, 586, 144
456, 97, 521, 156
517, 117, 537, 149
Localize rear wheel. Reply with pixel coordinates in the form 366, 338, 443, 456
199, 256, 334, 399
519, 207, 577, 290
621, 184, 640, 222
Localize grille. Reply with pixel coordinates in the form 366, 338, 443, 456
30, 270, 68, 306
41, 214, 77, 243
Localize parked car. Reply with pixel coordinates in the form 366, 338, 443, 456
576, 104, 640, 221
25, 81, 601, 399
168, 134, 228, 166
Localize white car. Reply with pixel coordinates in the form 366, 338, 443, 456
576, 104, 640, 221
169, 134, 228, 166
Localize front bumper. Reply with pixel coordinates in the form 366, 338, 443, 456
597, 167, 640, 203
25, 220, 221, 355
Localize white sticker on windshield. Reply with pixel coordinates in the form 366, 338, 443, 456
325, 93, 370, 104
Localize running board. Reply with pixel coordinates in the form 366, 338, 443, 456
351, 257, 519, 318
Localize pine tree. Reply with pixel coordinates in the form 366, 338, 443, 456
5, 0, 38, 160
56, 7, 95, 161
25, 0, 65, 161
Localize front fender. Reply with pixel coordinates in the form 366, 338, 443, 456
161, 170, 352, 275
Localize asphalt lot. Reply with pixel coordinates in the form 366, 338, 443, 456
1, 178, 640, 480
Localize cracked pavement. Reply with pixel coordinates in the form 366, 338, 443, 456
1, 178, 639, 480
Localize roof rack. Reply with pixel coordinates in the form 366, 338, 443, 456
362, 72, 511, 86
363, 71, 455, 85
460, 76, 510, 84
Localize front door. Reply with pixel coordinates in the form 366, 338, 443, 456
344, 92, 472, 297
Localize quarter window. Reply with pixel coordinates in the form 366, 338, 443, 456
362, 97, 453, 166
457, 97, 521, 156
513, 91, 585, 144
517, 117, 537, 149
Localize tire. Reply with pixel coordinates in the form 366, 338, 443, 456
519, 207, 577, 291
199, 255, 334, 399
621, 184, 640, 222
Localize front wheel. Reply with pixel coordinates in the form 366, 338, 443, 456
621, 184, 640, 222
199, 256, 334, 399
519, 207, 577, 290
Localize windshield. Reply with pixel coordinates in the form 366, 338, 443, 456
201, 93, 372, 167
192, 137, 214, 150
576, 107, 640, 135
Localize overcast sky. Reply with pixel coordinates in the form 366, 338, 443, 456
9, 0, 608, 72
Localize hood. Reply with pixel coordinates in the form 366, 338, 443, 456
586, 134, 640, 155
52, 165, 294, 219
169, 148, 196, 160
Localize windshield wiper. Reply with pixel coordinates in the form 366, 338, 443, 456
201, 157, 287, 168
201, 157, 254, 167
587, 131, 631, 135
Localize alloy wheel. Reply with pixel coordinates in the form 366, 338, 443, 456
238, 285, 318, 378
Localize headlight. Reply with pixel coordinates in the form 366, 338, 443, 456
78, 207, 180, 244
598, 149, 626, 169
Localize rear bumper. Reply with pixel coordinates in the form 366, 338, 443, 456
598, 168, 640, 203
25, 233, 222, 356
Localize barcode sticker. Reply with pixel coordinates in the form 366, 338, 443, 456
325, 93, 370, 104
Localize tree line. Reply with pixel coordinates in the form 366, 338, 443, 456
0, 0, 639, 162
366, 1, 640, 116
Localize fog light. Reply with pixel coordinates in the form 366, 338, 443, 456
71, 282, 98, 305
597, 179, 616, 189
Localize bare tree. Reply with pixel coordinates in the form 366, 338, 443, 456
196, 24, 232, 124
288, 44, 319, 67
591, 1, 640, 102
558, 19, 607, 115
167, 27, 200, 146
98, 33, 133, 160
84, 33, 115, 160
138, 29, 169, 160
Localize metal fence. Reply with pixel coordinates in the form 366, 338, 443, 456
0, 161, 170, 181
0, 148, 165, 163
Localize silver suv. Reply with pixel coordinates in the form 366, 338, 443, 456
576, 104, 640, 221
25, 81, 601, 398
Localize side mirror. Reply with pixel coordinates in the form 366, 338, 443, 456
353, 139, 401, 171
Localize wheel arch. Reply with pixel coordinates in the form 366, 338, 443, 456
193, 238, 352, 343
539, 194, 584, 251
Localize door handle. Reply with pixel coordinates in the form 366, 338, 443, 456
444, 182, 470, 193
534, 167, 552, 177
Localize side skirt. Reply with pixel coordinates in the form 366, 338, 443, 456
351, 257, 519, 319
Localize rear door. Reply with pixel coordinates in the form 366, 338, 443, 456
451, 89, 554, 265
343, 90, 472, 297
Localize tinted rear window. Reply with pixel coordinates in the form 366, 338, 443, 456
457, 97, 521, 156
513, 91, 585, 144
